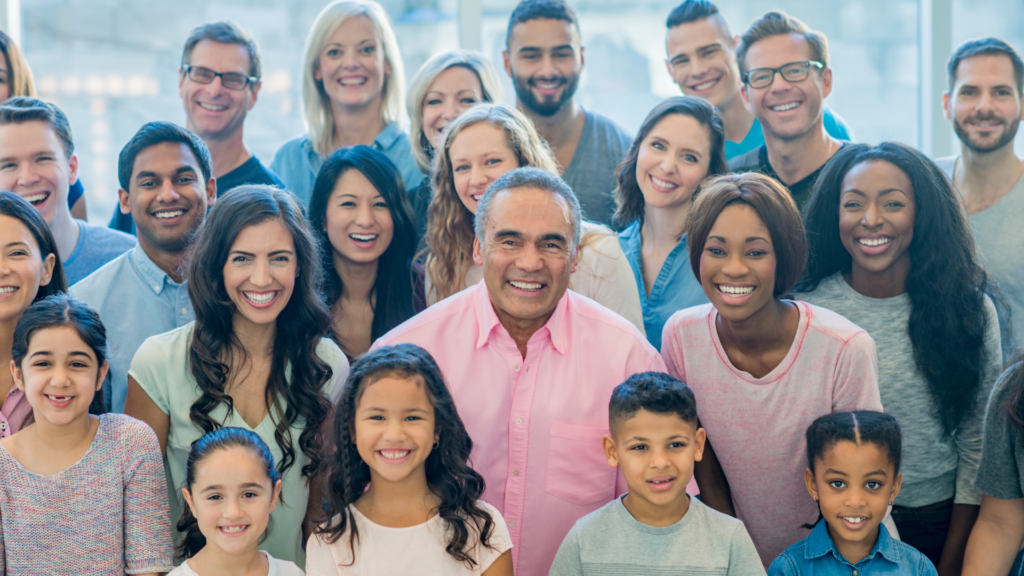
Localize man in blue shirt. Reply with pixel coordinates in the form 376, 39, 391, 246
72, 122, 215, 412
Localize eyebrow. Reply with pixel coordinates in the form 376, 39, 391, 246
518, 44, 573, 54
2, 241, 29, 249
229, 249, 295, 257
708, 234, 770, 243
199, 482, 266, 494
135, 166, 198, 181
842, 188, 907, 197
28, 350, 93, 359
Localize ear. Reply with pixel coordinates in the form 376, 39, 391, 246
67, 154, 79, 187
9, 360, 23, 392
472, 235, 484, 266
569, 244, 580, 274
118, 187, 131, 215
269, 479, 283, 513
739, 83, 751, 109
820, 67, 833, 99
693, 427, 706, 463
664, 58, 674, 81
602, 434, 619, 468
579, 45, 586, 68
205, 177, 218, 207
804, 468, 818, 502
503, 50, 513, 78
732, 34, 740, 49
182, 487, 197, 515
40, 252, 55, 287
95, 361, 110, 393
942, 91, 952, 120
248, 80, 262, 110
314, 63, 323, 83
889, 471, 902, 503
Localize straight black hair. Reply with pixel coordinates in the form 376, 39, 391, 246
806, 411, 902, 474
118, 121, 213, 192
666, 0, 731, 35
0, 191, 66, 300
609, 372, 699, 435
948, 37, 1024, 95
506, 0, 580, 49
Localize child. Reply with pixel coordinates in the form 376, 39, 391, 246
549, 371, 765, 575
769, 411, 937, 576
305, 343, 513, 575
0, 294, 173, 575
171, 427, 303, 575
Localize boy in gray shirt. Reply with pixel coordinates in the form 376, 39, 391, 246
549, 372, 764, 576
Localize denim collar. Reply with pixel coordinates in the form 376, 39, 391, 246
805, 519, 901, 566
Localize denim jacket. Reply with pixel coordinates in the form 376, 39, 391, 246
768, 520, 937, 576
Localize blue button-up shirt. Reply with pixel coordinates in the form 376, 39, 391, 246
270, 121, 424, 206
70, 244, 194, 413
769, 520, 937, 576
618, 220, 707, 350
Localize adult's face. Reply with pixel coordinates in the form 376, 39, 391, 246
740, 34, 831, 142
945, 54, 1024, 153
665, 17, 741, 110
449, 122, 521, 214
504, 18, 582, 117
315, 15, 388, 114
636, 114, 713, 212
0, 215, 55, 326
421, 66, 484, 149
0, 120, 77, 225
179, 40, 260, 141
222, 218, 297, 331
119, 141, 216, 256
324, 168, 394, 266
699, 203, 777, 323
473, 187, 579, 329
838, 160, 915, 282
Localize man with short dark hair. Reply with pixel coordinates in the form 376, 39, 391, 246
0, 97, 136, 284
664, 0, 851, 159
503, 0, 631, 225
72, 121, 215, 413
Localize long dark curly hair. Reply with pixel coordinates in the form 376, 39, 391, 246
798, 142, 994, 434
314, 343, 496, 568
186, 185, 334, 479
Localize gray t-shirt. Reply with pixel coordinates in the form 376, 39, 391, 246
561, 108, 633, 226
975, 363, 1024, 499
62, 219, 137, 285
548, 494, 765, 576
935, 156, 1024, 360
798, 273, 1002, 507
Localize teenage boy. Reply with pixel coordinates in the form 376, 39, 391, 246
504, 0, 631, 225
549, 372, 764, 576
726, 11, 847, 210
0, 97, 136, 284
664, 0, 852, 159
937, 37, 1024, 361
72, 122, 215, 413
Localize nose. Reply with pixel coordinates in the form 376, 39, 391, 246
202, 75, 226, 97
16, 164, 39, 187
660, 154, 678, 176
690, 58, 709, 79
538, 53, 558, 79
721, 251, 749, 278
156, 179, 182, 204
844, 487, 868, 509
976, 91, 996, 113
649, 447, 671, 469
862, 204, 883, 228
443, 99, 460, 122
50, 364, 72, 388
768, 69, 791, 93
383, 419, 407, 442
515, 242, 544, 273
469, 164, 490, 190
354, 202, 374, 227
224, 496, 244, 519
250, 258, 272, 288
342, 49, 361, 70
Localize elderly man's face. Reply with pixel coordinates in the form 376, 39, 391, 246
473, 186, 579, 330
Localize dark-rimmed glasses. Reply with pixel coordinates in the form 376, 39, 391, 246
182, 65, 258, 90
743, 61, 824, 89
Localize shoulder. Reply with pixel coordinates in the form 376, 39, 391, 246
565, 290, 654, 348
889, 539, 937, 573
586, 110, 633, 149
100, 413, 161, 450
991, 362, 1022, 406
263, 552, 305, 576
70, 249, 133, 293
271, 135, 312, 165
768, 540, 808, 576
566, 497, 620, 536
316, 337, 350, 377
81, 221, 137, 249
932, 156, 957, 177
689, 496, 746, 532
729, 146, 763, 172
801, 301, 871, 343
134, 323, 195, 366
664, 303, 715, 333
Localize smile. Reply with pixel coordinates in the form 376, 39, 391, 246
509, 280, 543, 291
532, 78, 564, 92
23, 191, 50, 205
650, 174, 679, 190
243, 291, 279, 308
339, 76, 367, 86
219, 525, 249, 535
198, 102, 228, 112
857, 237, 891, 246
717, 284, 754, 295
45, 394, 74, 407
470, 193, 484, 203
691, 78, 719, 91
0, 286, 17, 294
349, 233, 378, 242
842, 516, 867, 524
769, 101, 801, 112
153, 209, 185, 219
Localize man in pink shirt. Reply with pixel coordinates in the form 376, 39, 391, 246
373, 167, 664, 575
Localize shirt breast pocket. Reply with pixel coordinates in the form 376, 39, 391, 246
545, 421, 616, 506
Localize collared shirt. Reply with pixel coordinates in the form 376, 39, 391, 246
0, 387, 32, 437
725, 106, 854, 160
372, 281, 665, 576
70, 244, 194, 412
618, 220, 707, 350
270, 122, 424, 206
768, 520, 937, 576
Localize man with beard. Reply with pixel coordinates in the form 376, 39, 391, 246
936, 37, 1024, 359
72, 122, 216, 412
503, 0, 631, 225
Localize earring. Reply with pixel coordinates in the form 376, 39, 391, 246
433, 441, 439, 448
813, 496, 818, 502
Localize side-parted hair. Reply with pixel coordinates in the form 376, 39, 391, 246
475, 166, 582, 249
799, 142, 995, 434
947, 37, 1024, 95
0, 97, 74, 159
181, 21, 262, 79
118, 121, 213, 192
506, 0, 580, 49
736, 11, 829, 74
686, 173, 807, 296
0, 191, 66, 300
12, 294, 106, 415
177, 427, 281, 561
302, 0, 405, 157
309, 145, 417, 343
315, 344, 498, 568
613, 97, 728, 228
186, 185, 333, 479
665, 0, 733, 37
806, 411, 902, 474
0, 30, 36, 97
407, 50, 504, 172
609, 372, 698, 436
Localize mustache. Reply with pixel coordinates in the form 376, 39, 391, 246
964, 112, 1007, 124
527, 76, 568, 87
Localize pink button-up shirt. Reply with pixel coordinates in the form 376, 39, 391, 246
0, 387, 32, 438
373, 281, 665, 576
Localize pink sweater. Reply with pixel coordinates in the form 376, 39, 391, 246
661, 302, 881, 566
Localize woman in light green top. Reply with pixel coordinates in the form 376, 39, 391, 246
125, 185, 349, 567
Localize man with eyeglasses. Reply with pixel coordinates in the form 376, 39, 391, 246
727, 11, 847, 210
109, 21, 283, 233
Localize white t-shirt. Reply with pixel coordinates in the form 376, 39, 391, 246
168, 551, 304, 575
304, 501, 512, 575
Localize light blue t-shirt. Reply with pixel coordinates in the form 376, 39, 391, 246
70, 244, 194, 413
725, 106, 853, 160
618, 220, 707, 350
270, 121, 423, 206
62, 219, 137, 285
769, 520, 937, 576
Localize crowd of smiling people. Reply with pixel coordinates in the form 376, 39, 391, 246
1, 0, 1024, 574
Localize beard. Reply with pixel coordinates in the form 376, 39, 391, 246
954, 112, 1020, 153
512, 71, 580, 117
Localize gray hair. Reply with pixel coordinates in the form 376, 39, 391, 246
474, 167, 582, 249
182, 21, 262, 79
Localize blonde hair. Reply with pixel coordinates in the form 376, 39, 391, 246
0, 30, 36, 97
407, 50, 504, 172
301, 0, 406, 156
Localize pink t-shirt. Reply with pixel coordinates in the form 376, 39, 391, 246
661, 301, 881, 566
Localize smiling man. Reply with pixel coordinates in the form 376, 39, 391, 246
373, 167, 663, 575
503, 0, 631, 225
72, 122, 215, 412
726, 11, 847, 210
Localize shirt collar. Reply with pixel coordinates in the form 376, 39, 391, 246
473, 280, 571, 354
130, 244, 179, 296
373, 121, 401, 150
805, 519, 902, 565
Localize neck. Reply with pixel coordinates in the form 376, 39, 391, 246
190, 123, 251, 179
359, 467, 437, 523
491, 298, 556, 359
331, 100, 385, 149
189, 544, 265, 576
333, 253, 378, 303
29, 411, 94, 454
717, 298, 792, 354
231, 314, 277, 358
520, 99, 581, 150
641, 201, 690, 246
719, 93, 756, 144
830, 522, 878, 566
621, 491, 690, 528
956, 141, 1024, 201
137, 236, 188, 283
49, 205, 81, 262
846, 259, 909, 299
764, 123, 838, 185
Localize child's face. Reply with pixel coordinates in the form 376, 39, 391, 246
602, 409, 705, 511
805, 440, 901, 554
182, 446, 282, 557
11, 326, 107, 426
353, 375, 438, 485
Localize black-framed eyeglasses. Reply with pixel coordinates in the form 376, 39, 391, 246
743, 61, 824, 89
182, 65, 258, 90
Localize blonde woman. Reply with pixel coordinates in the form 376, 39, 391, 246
422, 102, 645, 334
271, 0, 421, 205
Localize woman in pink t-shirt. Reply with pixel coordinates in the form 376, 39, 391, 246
660, 173, 882, 566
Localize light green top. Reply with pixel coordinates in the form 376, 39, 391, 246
129, 322, 349, 568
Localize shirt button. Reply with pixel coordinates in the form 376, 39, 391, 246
853, 571, 859, 576
512, 469, 520, 476
513, 364, 521, 372
1, 422, 7, 431
515, 418, 522, 425
153, 285, 160, 291
180, 308, 188, 315
508, 520, 515, 527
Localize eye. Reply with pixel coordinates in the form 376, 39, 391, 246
70, 360, 89, 368
865, 481, 882, 490
683, 154, 698, 163
669, 442, 686, 449
404, 415, 421, 421
368, 415, 385, 421
828, 480, 846, 489
9, 249, 28, 257
177, 176, 196, 185
453, 164, 469, 173
326, 48, 340, 58
426, 98, 442, 106
206, 494, 222, 501
651, 141, 666, 151
373, 201, 389, 208
37, 155, 54, 163
32, 360, 52, 368
706, 247, 725, 256
885, 200, 905, 208
0, 162, 14, 170
273, 255, 291, 263
843, 201, 861, 209
747, 249, 767, 257
630, 444, 648, 451
460, 97, 478, 105
361, 45, 375, 55
232, 255, 248, 263
139, 180, 157, 188
339, 200, 356, 207
484, 158, 503, 166
243, 491, 259, 498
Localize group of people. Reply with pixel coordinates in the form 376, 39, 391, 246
1, 0, 1024, 575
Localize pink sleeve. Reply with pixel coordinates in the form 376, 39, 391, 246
660, 319, 686, 383
831, 331, 883, 412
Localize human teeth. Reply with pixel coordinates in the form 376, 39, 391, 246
198, 102, 227, 111
244, 291, 276, 304
350, 234, 377, 241
47, 395, 72, 401
340, 77, 366, 85
0, 287, 16, 294
509, 280, 542, 291
471, 194, 483, 202
220, 525, 246, 533
842, 517, 866, 524
719, 285, 754, 295
651, 175, 678, 189
693, 79, 717, 90
379, 450, 409, 459
155, 210, 184, 219
24, 192, 48, 204
771, 102, 800, 111
535, 80, 561, 89
858, 237, 890, 246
